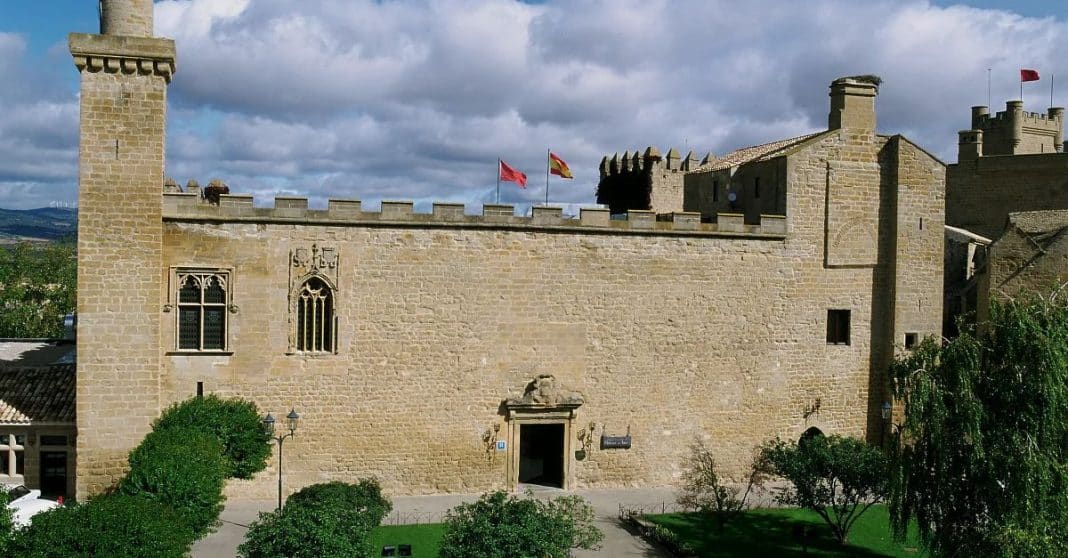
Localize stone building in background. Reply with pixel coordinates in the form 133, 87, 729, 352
0, 340, 76, 499
943, 102, 1067, 334
70, 2, 944, 500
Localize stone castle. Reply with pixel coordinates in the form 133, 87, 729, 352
45, 0, 1059, 502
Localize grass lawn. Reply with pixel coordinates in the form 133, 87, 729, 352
370, 523, 445, 558
647, 505, 927, 557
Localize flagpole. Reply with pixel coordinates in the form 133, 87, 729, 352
1052, 73, 1055, 109
496, 159, 501, 204
544, 149, 550, 207
987, 68, 991, 108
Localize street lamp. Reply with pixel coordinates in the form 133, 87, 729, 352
881, 401, 892, 421
263, 409, 300, 511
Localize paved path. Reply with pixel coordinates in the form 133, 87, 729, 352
191, 487, 677, 557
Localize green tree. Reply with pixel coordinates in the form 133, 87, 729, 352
238, 480, 391, 558
438, 491, 602, 558
759, 435, 889, 544
118, 428, 228, 538
152, 395, 271, 479
0, 242, 76, 338
889, 294, 1068, 557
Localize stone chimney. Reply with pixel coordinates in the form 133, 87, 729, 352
100, 0, 154, 37
828, 76, 879, 132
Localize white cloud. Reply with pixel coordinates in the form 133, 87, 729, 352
0, 1, 1066, 210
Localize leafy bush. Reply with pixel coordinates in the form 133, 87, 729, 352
153, 394, 271, 479
285, 479, 391, 524
438, 491, 603, 558
238, 480, 392, 558
9, 494, 195, 558
0, 490, 13, 555
760, 435, 888, 544
119, 427, 227, 538
677, 439, 766, 531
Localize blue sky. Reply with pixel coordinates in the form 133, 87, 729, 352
0, 0, 1065, 210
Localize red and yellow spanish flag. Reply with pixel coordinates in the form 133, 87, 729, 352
549, 152, 573, 179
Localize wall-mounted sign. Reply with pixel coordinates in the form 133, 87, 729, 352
496, 440, 507, 451
601, 435, 631, 449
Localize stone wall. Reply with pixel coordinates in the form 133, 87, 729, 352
981, 211, 1068, 323
947, 153, 1068, 240
148, 129, 944, 499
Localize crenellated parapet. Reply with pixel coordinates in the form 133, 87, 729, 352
964, 101, 1064, 156
598, 145, 707, 180
69, 33, 176, 83
162, 192, 787, 239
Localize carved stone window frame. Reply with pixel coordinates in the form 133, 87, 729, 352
288, 245, 340, 356
165, 266, 235, 354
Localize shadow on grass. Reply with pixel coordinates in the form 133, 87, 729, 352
646, 508, 925, 558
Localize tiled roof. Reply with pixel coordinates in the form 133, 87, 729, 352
0, 364, 75, 424
699, 133, 823, 172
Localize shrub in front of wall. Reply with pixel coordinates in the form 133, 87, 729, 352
238, 480, 393, 558
9, 494, 195, 558
438, 490, 603, 558
119, 427, 227, 538
285, 479, 392, 525
0, 490, 14, 555
153, 394, 271, 479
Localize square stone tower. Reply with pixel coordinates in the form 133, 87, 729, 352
69, 0, 174, 498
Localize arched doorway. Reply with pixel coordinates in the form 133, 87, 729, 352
799, 427, 825, 446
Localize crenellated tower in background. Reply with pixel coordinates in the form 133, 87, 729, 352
69, 0, 175, 498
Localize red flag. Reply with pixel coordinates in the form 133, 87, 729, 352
499, 160, 527, 188
1021, 69, 1040, 82
548, 152, 573, 179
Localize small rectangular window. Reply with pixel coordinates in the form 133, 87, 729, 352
904, 332, 918, 349
827, 309, 851, 345
713, 180, 719, 202
754, 177, 761, 198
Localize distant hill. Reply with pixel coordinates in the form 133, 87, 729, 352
0, 207, 78, 243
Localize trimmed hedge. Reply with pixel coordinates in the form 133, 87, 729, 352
119, 426, 228, 538
438, 491, 603, 558
286, 479, 392, 524
153, 394, 271, 479
238, 480, 392, 558
9, 494, 195, 558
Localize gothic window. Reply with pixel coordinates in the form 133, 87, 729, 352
175, 270, 230, 351
296, 277, 335, 353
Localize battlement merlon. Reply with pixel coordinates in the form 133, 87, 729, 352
600, 146, 698, 178
161, 193, 788, 239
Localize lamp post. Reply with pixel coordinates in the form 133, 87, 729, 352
263, 409, 300, 512
881, 401, 893, 450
